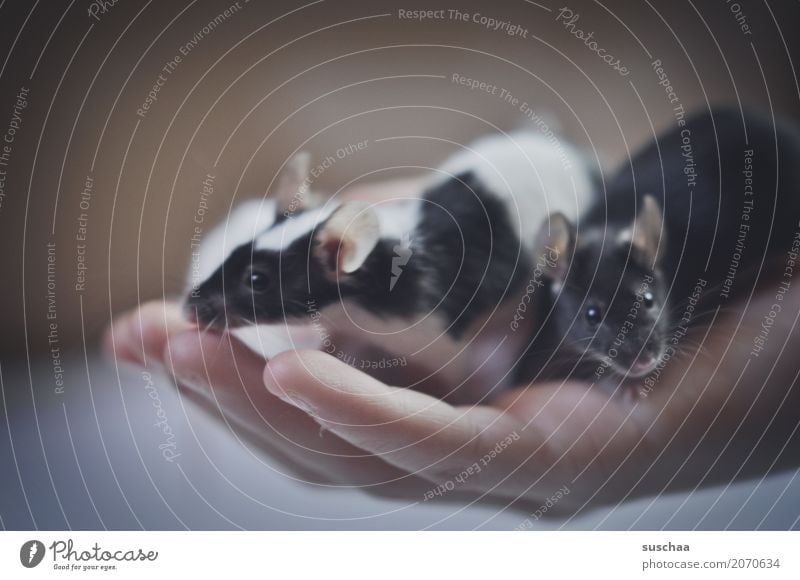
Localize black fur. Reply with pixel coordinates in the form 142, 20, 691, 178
186, 172, 531, 339
519, 107, 800, 383
416, 172, 530, 338
598, 106, 800, 305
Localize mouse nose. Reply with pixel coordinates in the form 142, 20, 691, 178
184, 306, 198, 324
633, 342, 661, 371
634, 353, 655, 367
184, 296, 223, 326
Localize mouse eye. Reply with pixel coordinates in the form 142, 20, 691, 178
585, 305, 602, 326
643, 291, 655, 309
243, 267, 269, 292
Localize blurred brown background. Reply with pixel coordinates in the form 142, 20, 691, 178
0, 0, 798, 355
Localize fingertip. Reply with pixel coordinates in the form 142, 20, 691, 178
105, 310, 147, 365
264, 349, 419, 428
142, 301, 193, 360
163, 329, 224, 384
263, 349, 327, 399
106, 301, 194, 368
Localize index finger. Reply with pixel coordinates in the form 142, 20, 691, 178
263, 350, 524, 488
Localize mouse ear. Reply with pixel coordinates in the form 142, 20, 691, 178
625, 194, 664, 268
534, 212, 575, 284
314, 201, 380, 275
272, 152, 314, 216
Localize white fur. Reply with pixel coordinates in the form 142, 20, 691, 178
616, 228, 633, 246
190, 129, 598, 388
436, 130, 595, 252
232, 323, 322, 360
188, 198, 277, 288
254, 204, 337, 251
373, 199, 421, 240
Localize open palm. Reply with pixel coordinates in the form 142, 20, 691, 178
106, 274, 800, 516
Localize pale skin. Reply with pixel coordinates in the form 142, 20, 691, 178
105, 179, 800, 517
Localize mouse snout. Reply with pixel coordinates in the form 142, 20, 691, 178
183, 294, 225, 326
643, 340, 661, 358
632, 340, 662, 371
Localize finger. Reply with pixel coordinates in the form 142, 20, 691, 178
165, 329, 321, 439
104, 301, 191, 367
165, 331, 431, 494
494, 381, 640, 445
495, 381, 642, 459
493, 379, 693, 506
173, 379, 338, 485
263, 350, 523, 488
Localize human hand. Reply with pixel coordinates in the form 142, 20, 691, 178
104, 270, 800, 517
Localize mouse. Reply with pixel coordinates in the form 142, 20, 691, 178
184, 130, 598, 401
518, 107, 800, 385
